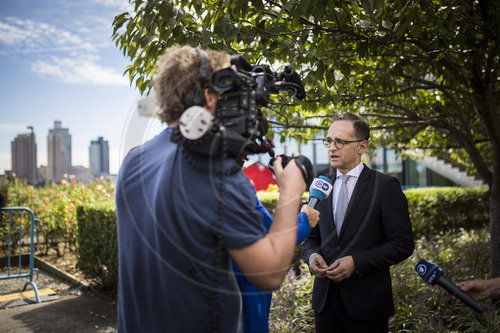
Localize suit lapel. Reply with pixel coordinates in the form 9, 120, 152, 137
338, 164, 371, 238
323, 174, 338, 240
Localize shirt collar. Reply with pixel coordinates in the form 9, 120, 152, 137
336, 162, 364, 179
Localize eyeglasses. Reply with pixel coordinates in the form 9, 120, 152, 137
322, 138, 365, 149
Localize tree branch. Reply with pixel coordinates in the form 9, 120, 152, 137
401, 74, 475, 98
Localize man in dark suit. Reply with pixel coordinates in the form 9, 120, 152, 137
302, 113, 414, 332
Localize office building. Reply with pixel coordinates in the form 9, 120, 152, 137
89, 136, 109, 178
11, 128, 37, 184
47, 121, 72, 182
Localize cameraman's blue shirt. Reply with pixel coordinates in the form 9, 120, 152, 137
116, 127, 266, 333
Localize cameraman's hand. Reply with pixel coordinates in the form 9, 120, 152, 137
273, 155, 306, 195
301, 205, 320, 228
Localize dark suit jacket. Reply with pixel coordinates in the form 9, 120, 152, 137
302, 164, 414, 320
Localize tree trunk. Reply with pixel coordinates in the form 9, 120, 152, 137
489, 152, 500, 277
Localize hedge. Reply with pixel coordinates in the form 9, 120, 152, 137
259, 186, 489, 237
75, 186, 489, 297
404, 186, 489, 237
76, 202, 118, 295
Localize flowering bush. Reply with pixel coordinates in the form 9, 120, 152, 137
3, 179, 115, 255
269, 260, 315, 333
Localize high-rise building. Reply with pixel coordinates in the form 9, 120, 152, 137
89, 136, 109, 178
11, 127, 37, 184
47, 120, 72, 182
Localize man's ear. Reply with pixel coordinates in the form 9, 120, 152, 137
357, 140, 368, 155
204, 88, 217, 115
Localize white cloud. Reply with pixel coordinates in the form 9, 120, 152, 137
31, 55, 128, 86
0, 16, 128, 86
0, 20, 32, 45
0, 17, 94, 53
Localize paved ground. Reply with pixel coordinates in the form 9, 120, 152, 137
0, 257, 117, 332
0, 291, 117, 332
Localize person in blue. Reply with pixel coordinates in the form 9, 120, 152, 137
115, 45, 309, 332
233, 195, 318, 333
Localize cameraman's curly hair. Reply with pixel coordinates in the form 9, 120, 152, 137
154, 45, 229, 124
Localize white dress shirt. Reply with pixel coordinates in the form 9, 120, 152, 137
308, 162, 365, 265
332, 162, 364, 222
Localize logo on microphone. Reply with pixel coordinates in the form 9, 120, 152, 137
416, 263, 427, 276
314, 179, 330, 191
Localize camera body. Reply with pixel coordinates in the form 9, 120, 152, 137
172, 54, 305, 161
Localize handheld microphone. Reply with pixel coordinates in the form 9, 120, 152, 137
415, 259, 484, 313
308, 176, 333, 209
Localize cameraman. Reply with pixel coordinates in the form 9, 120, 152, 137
115, 45, 307, 332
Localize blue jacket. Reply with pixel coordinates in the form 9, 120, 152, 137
232, 195, 310, 333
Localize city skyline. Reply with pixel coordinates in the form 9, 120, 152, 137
10, 121, 113, 169
47, 120, 72, 182
11, 129, 37, 184
9, 120, 114, 182
0, 0, 159, 175
90, 136, 110, 177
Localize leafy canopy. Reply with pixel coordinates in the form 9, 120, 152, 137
112, 0, 499, 184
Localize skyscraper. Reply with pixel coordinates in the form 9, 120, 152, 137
47, 121, 72, 182
11, 127, 37, 184
89, 136, 109, 178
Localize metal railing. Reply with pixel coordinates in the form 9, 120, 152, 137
0, 207, 40, 303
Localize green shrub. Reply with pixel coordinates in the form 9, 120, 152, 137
0, 177, 8, 208
257, 188, 308, 215
76, 202, 118, 295
270, 227, 500, 332
405, 187, 489, 237
258, 186, 490, 239
4, 180, 115, 254
390, 227, 499, 332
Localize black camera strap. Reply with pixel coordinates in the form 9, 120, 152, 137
168, 143, 244, 332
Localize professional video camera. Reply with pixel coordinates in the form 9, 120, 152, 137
171, 54, 312, 183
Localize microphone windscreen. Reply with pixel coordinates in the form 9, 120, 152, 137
415, 259, 443, 285
308, 176, 333, 200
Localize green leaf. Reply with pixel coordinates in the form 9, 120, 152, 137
159, 1, 175, 20
299, 0, 312, 14
373, 0, 384, 11
361, 0, 373, 14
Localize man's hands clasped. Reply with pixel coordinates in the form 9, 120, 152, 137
309, 253, 355, 283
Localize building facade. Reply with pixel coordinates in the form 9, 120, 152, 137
47, 121, 72, 182
251, 137, 483, 188
89, 136, 109, 178
11, 129, 37, 184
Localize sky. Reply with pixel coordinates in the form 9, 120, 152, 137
0, 0, 165, 175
